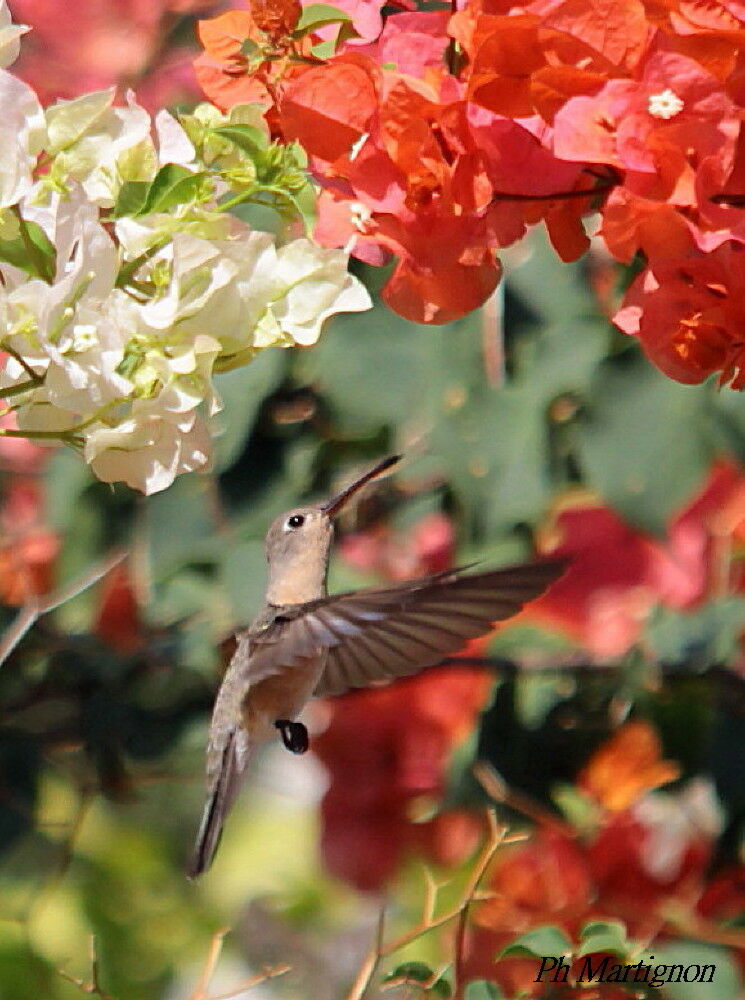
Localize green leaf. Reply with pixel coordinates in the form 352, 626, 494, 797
428, 232, 609, 540
212, 123, 268, 156
516, 672, 573, 729
577, 920, 631, 958
0, 218, 56, 281
138, 164, 209, 216
710, 386, 745, 464
383, 962, 452, 997
144, 473, 219, 576
219, 538, 271, 628
44, 448, 93, 532
213, 347, 286, 471
500, 925, 572, 959
464, 982, 503, 1000
649, 943, 743, 1000
113, 179, 151, 218
577, 353, 714, 535
293, 2, 352, 35
297, 288, 440, 438
644, 598, 745, 667
240, 37, 262, 60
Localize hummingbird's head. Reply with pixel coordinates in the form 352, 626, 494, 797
264, 455, 401, 606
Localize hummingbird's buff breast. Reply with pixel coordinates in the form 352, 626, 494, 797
240, 650, 326, 741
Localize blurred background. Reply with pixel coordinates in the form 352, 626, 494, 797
0, 3, 744, 999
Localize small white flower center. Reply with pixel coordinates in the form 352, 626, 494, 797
70, 324, 98, 352
648, 89, 684, 120
349, 132, 369, 162
350, 201, 373, 233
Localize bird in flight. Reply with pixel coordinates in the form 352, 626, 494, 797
189, 455, 564, 876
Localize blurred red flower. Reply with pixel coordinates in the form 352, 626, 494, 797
530, 461, 745, 658
462, 724, 738, 996
315, 656, 493, 891
11, 0, 210, 110
94, 563, 144, 654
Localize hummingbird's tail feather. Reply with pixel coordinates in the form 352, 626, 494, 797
188, 727, 251, 878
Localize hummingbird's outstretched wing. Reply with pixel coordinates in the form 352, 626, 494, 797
292, 559, 565, 696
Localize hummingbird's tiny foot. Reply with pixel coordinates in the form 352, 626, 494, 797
275, 719, 309, 754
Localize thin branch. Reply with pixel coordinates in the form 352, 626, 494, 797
381, 963, 452, 995
491, 179, 617, 204
2, 345, 44, 384
345, 813, 507, 1000
186, 928, 229, 1000
198, 967, 291, 1000
381, 813, 505, 958
0, 548, 126, 668
181, 928, 290, 1000
58, 936, 115, 1000
345, 907, 386, 1000
481, 284, 505, 388
473, 761, 576, 837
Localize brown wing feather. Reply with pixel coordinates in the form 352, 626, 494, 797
309, 559, 565, 696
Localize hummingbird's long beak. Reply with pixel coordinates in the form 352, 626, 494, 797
322, 455, 401, 517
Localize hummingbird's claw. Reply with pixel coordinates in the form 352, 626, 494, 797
275, 719, 309, 754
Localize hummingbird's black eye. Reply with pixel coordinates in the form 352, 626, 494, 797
287, 514, 305, 529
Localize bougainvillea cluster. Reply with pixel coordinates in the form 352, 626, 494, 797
462, 722, 739, 997
0, 1, 370, 494
196, 0, 745, 386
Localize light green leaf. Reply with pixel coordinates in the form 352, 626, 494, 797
500, 925, 572, 959
383, 962, 452, 997
464, 982, 503, 1000
212, 123, 268, 156
649, 943, 742, 1000
577, 920, 631, 957
294, 2, 352, 35
143, 473, 219, 576
644, 598, 745, 667
0, 216, 56, 280
138, 164, 207, 216
213, 347, 286, 471
219, 539, 267, 628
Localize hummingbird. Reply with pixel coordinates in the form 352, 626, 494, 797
188, 455, 564, 877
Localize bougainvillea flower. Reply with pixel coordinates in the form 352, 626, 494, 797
194, 3, 318, 114
194, 10, 276, 111
553, 51, 738, 208
578, 720, 680, 811
355, 11, 449, 77
315, 659, 494, 890
280, 54, 380, 161
614, 242, 745, 388
587, 780, 721, 927
340, 512, 455, 580
600, 187, 695, 262
94, 562, 143, 654
531, 462, 745, 656
306, 0, 387, 46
